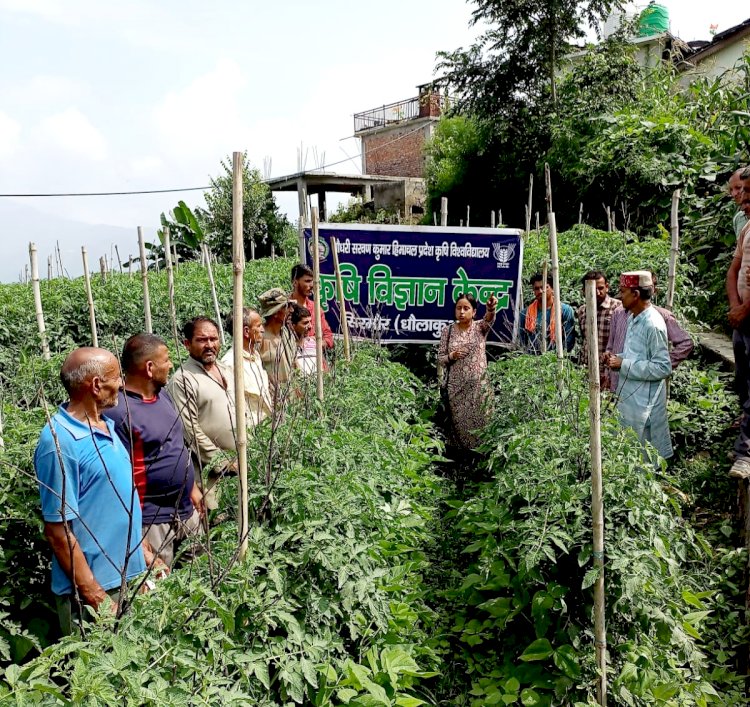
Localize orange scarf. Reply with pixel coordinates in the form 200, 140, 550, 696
524, 300, 556, 341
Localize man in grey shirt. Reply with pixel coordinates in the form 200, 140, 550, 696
169, 317, 237, 510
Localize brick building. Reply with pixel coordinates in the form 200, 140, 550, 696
354, 83, 444, 178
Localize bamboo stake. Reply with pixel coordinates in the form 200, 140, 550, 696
29, 243, 50, 360
440, 197, 448, 227
606, 206, 612, 232
163, 228, 179, 347
24, 264, 29, 284
548, 213, 564, 361
330, 236, 351, 362
172, 244, 179, 272
81, 247, 98, 347
490, 211, 496, 228
498, 209, 502, 226
460, 219, 463, 227
525, 205, 530, 235
138, 227, 153, 334
527, 173, 534, 233
99, 256, 106, 283
466, 205, 470, 228
115, 245, 123, 274
544, 164, 552, 213
47, 255, 53, 280
585, 278, 608, 707
271, 244, 276, 261
666, 189, 681, 311
232, 151, 249, 561
579, 202, 584, 225
433, 212, 437, 226
541, 260, 548, 355
250, 237, 255, 261
311, 208, 324, 403
55, 240, 63, 278
202, 243, 225, 346
128, 254, 133, 279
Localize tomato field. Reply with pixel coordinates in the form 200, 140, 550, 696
0, 227, 748, 705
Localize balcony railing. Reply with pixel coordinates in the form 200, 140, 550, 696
354, 93, 444, 133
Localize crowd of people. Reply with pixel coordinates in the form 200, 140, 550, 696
33, 264, 333, 633
32, 167, 750, 634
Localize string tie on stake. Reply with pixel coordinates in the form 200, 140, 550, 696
592, 550, 605, 560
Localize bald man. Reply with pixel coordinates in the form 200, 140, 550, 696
34, 347, 156, 634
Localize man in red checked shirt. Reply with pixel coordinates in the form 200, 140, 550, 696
290, 263, 334, 349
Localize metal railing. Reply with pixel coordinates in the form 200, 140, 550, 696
354, 93, 443, 133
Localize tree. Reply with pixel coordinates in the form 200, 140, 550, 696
197, 153, 293, 262
438, 0, 623, 113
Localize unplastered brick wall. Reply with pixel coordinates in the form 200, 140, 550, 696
362, 121, 433, 178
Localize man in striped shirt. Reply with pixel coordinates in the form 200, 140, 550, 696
577, 271, 621, 384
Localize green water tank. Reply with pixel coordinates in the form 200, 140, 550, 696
638, 2, 670, 37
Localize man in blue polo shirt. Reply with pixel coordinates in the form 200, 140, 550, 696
105, 334, 204, 566
34, 347, 152, 634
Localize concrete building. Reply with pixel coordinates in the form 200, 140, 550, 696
678, 18, 750, 84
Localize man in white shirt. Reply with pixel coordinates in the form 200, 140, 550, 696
220, 308, 273, 431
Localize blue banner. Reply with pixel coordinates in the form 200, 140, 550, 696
303, 224, 524, 346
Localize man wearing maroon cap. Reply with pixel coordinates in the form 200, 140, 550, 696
605, 270, 673, 463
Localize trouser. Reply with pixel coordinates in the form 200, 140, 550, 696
143, 509, 203, 567
733, 329, 750, 458
56, 587, 121, 636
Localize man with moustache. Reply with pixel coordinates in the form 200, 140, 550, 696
725, 167, 750, 478
105, 334, 204, 567
168, 317, 237, 509
33, 347, 150, 633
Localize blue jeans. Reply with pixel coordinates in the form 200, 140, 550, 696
733, 329, 750, 458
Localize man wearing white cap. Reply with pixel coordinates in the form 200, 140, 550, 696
605, 271, 673, 462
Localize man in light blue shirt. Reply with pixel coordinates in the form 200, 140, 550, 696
34, 347, 154, 633
605, 271, 673, 462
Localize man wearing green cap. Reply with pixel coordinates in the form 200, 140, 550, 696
258, 288, 297, 407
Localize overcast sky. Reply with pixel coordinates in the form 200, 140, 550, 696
0, 0, 747, 281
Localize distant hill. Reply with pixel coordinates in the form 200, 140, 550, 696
0, 200, 155, 283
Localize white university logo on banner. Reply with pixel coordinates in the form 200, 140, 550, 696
492, 242, 515, 269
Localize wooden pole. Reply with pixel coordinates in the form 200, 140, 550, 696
548, 213, 564, 360
433, 212, 437, 226
606, 206, 612, 232
115, 245, 124, 274
99, 256, 106, 283
541, 260, 548, 355
203, 244, 225, 346
138, 227, 153, 334
331, 236, 351, 362
55, 240, 63, 278
527, 173, 534, 233
271, 244, 276, 261
128, 254, 133, 279
163, 227, 179, 347
544, 164, 552, 213
232, 151, 249, 562
172, 243, 179, 272
585, 278, 608, 707
579, 202, 584, 225
666, 189, 681, 311
250, 237, 255, 261
29, 243, 50, 360
311, 208, 325, 403
490, 211, 496, 228
466, 205, 470, 228
440, 197, 448, 227
81, 247, 98, 347
498, 209, 503, 226
47, 255, 53, 280
460, 219, 463, 228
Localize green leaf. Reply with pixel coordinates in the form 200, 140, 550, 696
553, 645, 580, 679
520, 638, 554, 662
521, 687, 542, 706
